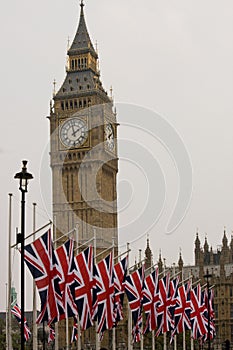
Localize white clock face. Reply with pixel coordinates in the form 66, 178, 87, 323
105, 123, 114, 151
60, 118, 88, 148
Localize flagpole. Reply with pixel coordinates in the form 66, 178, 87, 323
94, 229, 100, 350
7, 193, 13, 350
112, 237, 116, 350
163, 259, 167, 350
53, 215, 59, 350
6, 283, 8, 350
139, 249, 143, 350
151, 255, 155, 350
75, 224, 82, 350
32, 203, 38, 350
66, 315, 69, 350
190, 275, 194, 350
127, 243, 132, 350
172, 263, 177, 350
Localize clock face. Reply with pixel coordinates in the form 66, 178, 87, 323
60, 118, 88, 148
105, 123, 114, 151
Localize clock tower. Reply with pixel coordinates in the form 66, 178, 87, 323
49, 2, 118, 251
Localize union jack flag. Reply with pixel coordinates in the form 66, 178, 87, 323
24, 230, 65, 324
71, 316, 78, 343
169, 276, 180, 323
48, 324, 55, 343
190, 284, 208, 339
124, 265, 145, 343
113, 256, 128, 324
156, 273, 172, 336
94, 252, 115, 339
11, 304, 31, 341
142, 267, 160, 333
55, 239, 77, 318
74, 246, 94, 330
202, 287, 216, 341
172, 282, 191, 338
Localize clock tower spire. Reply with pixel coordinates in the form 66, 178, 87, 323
49, 2, 118, 253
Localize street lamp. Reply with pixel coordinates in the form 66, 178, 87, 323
14, 160, 33, 350
204, 269, 212, 350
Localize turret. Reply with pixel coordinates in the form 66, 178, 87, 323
195, 231, 201, 266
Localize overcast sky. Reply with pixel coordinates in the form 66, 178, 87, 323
1, 0, 233, 311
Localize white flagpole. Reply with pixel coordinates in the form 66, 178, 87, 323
172, 263, 177, 350
94, 229, 100, 350
76, 224, 82, 350
183, 330, 186, 350
163, 259, 167, 350
190, 275, 194, 350
66, 318, 69, 350
139, 249, 143, 350
32, 203, 38, 350
127, 243, 132, 350
112, 237, 116, 350
54, 215, 59, 350
6, 283, 8, 350
7, 193, 13, 350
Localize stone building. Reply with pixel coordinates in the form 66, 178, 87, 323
181, 230, 233, 348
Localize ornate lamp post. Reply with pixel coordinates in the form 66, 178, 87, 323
14, 160, 33, 350
204, 269, 212, 350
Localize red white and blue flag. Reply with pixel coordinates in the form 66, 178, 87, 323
190, 284, 208, 339
24, 230, 65, 324
11, 304, 31, 341
74, 246, 94, 330
113, 256, 128, 324
172, 282, 192, 338
142, 267, 160, 333
202, 287, 216, 341
55, 239, 77, 318
124, 265, 145, 343
93, 252, 115, 339
156, 273, 172, 336
169, 276, 180, 326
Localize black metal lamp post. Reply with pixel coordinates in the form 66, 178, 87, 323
14, 160, 33, 350
204, 269, 212, 350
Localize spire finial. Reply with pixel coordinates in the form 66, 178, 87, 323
53, 79, 56, 97
80, 0, 84, 15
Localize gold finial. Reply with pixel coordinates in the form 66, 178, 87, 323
110, 86, 113, 99
67, 36, 70, 50
95, 40, 98, 53
53, 79, 56, 97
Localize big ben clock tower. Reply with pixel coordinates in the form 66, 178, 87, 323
49, 1, 118, 250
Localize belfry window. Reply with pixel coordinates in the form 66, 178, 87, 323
79, 100, 82, 108
61, 101, 64, 110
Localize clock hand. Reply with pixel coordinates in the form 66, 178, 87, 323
71, 120, 76, 134
72, 127, 80, 137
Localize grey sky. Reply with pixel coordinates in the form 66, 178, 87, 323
0, 0, 233, 310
